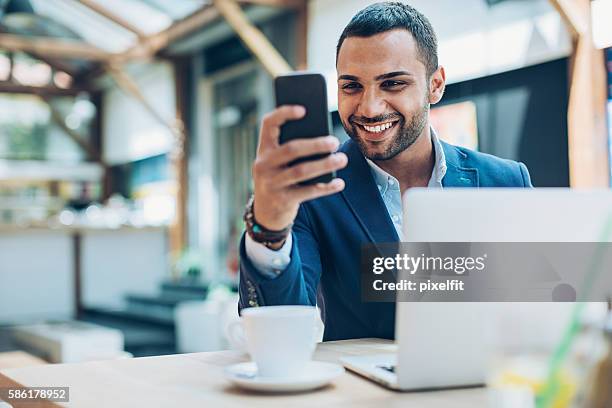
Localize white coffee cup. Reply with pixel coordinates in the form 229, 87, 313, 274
226, 305, 320, 378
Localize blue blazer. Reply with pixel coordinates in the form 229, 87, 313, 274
239, 139, 532, 341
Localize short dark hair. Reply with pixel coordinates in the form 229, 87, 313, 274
336, 2, 438, 76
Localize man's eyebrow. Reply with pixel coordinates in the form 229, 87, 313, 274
375, 71, 414, 80
338, 74, 359, 81
338, 72, 414, 82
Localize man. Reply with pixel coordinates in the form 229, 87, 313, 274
239, 2, 532, 341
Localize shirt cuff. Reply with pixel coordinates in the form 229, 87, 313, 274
244, 232, 292, 279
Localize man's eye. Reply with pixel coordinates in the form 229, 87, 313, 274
341, 82, 362, 90
381, 80, 405, 88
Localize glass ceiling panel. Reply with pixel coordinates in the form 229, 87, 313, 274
85, 0, 174, 35
31, 0, 137, 52
137, 0, 208, 21
4, 0, 209, 54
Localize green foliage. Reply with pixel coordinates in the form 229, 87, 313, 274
1, 122, 47, 160
175, 248, 203, 280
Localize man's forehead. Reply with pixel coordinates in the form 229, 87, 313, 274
337, 29, 424, 78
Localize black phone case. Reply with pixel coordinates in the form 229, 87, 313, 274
274, 73, 335, 185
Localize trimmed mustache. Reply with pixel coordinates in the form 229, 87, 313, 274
349, 112, 403, 125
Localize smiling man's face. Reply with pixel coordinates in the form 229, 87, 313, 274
337, 29, 434, 161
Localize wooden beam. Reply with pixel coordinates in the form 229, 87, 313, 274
548, 0, 588, 38
0, 28, 83, 76
0, 81, 89, 96
105, 62, 182, 136
119, 6, 220, 61
70, 6, 220, 70
39, 94, 104, 164
566, 36, 609, 187
0, 34, 113, 61
118, 2, 300, 61
31, 54, 81, 77
170, 58, 190, 256
551, 0, 609, 187
295, 1, 308, 70
1, 1, 299, 82
213, 0, 292, 77
76, 0, 147, 39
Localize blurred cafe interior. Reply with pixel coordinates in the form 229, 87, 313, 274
0, 0, 611, 399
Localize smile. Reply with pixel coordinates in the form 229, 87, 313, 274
357, 120, 398, 134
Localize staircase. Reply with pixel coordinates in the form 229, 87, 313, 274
80, 280, 210, 357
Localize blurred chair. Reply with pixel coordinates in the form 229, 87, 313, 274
11, 322, 126, 363
174, 289, 239, 353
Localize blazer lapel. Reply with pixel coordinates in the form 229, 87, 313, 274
338, 140, 399, 243
335, 140, 479, 243
440, 141, 479, 187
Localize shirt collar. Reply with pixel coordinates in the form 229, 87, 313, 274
365, 127, 447, 192
429, 127, 447, 187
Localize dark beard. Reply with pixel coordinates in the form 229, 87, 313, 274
342, 101, 429, 161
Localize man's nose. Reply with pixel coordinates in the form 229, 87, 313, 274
356, 88, 387, 119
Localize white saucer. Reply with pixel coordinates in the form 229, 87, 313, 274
224, 361, 345, 392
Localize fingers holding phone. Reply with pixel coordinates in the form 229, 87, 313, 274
257, 105, 306, 152
253, 107, 347, 232
252, 73, 347, 233
271, 145, 347, 187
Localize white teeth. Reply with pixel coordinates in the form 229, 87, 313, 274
363, 122, 394, 133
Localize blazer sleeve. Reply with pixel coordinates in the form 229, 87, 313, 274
238, 203, 322, 312
518, 162, 533, 187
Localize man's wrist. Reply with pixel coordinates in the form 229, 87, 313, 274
244, 232, 292, 278
244, 195, 291, 249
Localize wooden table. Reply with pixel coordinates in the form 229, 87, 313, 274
0, 339, 487, 407
0, 352, 46, 370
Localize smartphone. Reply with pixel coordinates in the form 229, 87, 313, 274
274, 72, 334, 185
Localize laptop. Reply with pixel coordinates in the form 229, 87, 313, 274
341, 188, 612, 391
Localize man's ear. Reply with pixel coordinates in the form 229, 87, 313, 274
428, 66, 446, 105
